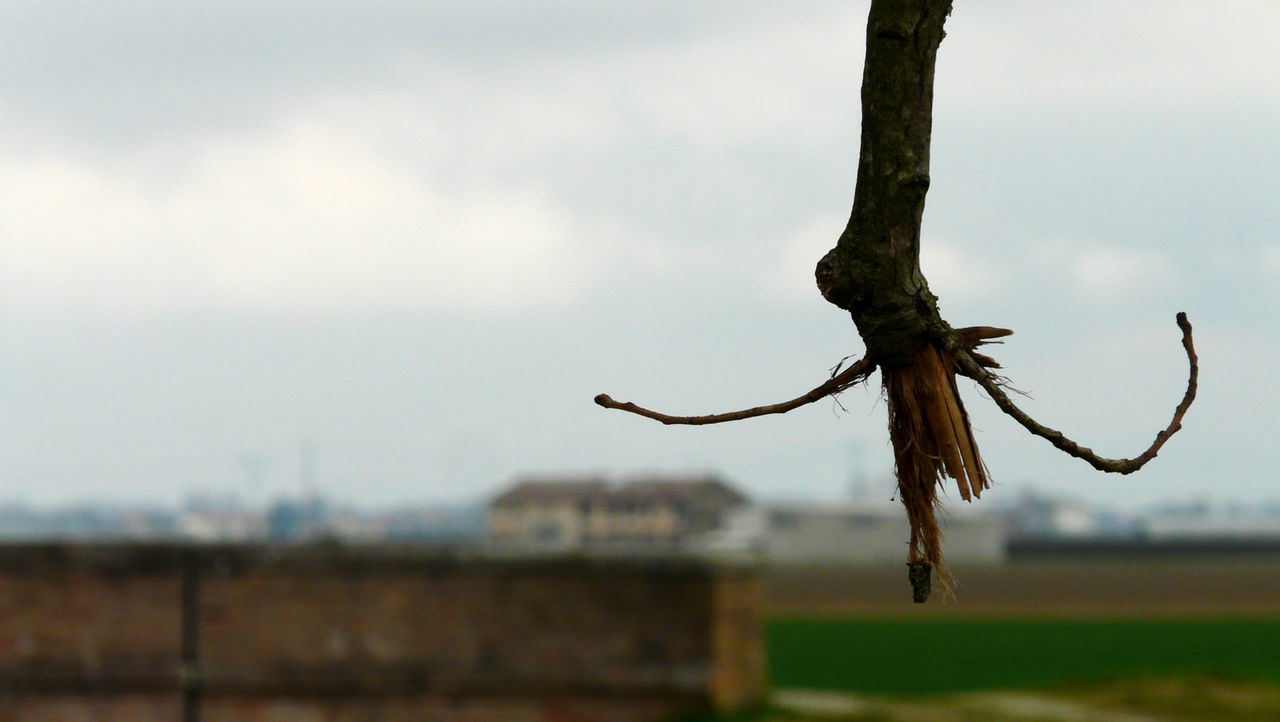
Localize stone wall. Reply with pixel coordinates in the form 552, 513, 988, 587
0, 544, 765, 721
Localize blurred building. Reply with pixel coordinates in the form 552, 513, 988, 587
178, 493, 266, 541
999, 487, 1141, 539
380, 504, 487, 542
1142, 498, 1280, 539
265, 496, 331, 540
488, 474, 749, 552
0, 502, 174, 541
762, 498, 1007, 565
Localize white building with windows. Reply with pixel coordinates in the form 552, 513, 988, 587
487, 474, 749, 552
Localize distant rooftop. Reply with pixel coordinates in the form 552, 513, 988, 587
491, 474, 747, 508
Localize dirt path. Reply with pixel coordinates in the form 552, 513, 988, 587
773, 688, 1157, 721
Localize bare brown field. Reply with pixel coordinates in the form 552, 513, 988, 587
766, 558, 1280, 617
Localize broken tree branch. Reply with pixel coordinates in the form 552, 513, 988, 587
595, 358, 876, 426
948, 312, 1198, 474
593, 0, 1201, 600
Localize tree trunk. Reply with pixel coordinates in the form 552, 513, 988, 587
817, 0, 971, 594
816, 0, 951, 367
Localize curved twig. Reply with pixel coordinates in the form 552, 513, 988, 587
595, 358, 876, 425
950, 312, 1198, 474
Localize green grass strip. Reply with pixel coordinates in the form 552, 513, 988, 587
767, 617, 1280, 695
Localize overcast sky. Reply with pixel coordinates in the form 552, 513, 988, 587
3, 1, 1278, 511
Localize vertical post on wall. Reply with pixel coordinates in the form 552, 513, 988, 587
180, 547, 202, 722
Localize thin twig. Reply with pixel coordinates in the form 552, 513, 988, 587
950, 312, 1198, 474
595, 358, 876, 425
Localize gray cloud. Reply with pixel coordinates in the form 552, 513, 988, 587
1, 2, 841, 145
1, 1, 1277, 509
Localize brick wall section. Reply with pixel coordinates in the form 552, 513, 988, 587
0, 544, 766, 721
709, 571, 768, 710
0, 696, 182, 722
0, 546, 180, 667
202, 696, 697, 722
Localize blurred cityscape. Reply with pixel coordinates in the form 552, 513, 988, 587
4, 475, 1278, 560
2, 475, 1277, 720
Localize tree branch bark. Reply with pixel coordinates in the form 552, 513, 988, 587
947, 313, 1198, 474
594, 358, 875, 425
815, 0, 951, 367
